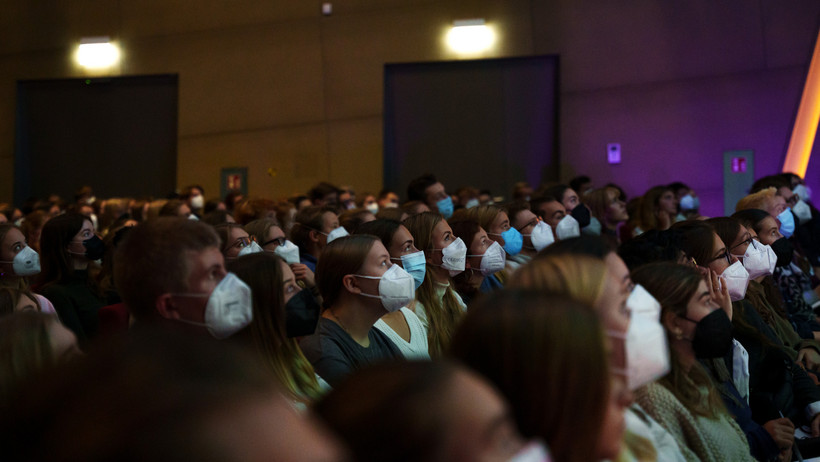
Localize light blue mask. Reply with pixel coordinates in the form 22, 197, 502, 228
581, 216, 602, 236
396, 250, 426, 290
680, 194, 700, 211
465, 198, 480, 209
778, 208, 795, 238
491, 228, 522, 256
436, 196, 454, 218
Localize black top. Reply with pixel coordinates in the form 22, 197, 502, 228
300, 317, 402, 387
39, 271, 104, 345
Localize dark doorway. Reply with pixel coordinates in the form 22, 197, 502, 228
15, 74, 178, 206
384, 55, 559, 201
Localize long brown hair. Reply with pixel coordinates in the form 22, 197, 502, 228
450, 290, 609, 462
39, 213, 90, 288
0, 312, 58, 403
403, 212, 464, 357
316, 234, 378, 310
631, 262, 727, 419
509, 254, 607, 308
227, 253, 321, 403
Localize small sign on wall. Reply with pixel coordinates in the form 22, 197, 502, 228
731, 157, 747, 173
220, 167, 248, 200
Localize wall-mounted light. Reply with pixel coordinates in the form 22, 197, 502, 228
76, 37, 120, 69
446, 19, 495, 54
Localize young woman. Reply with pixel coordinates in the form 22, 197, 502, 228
355, 219, 429, 359
450, 289, 628, 462
0, 224, 56, 315
448, 217, 505, 304
631, 263, 759, 462
291, 205, 344, 272
506, 200, 547, 264
213, 223, 262, 260
227, 253, 326, 405
38, 213, 105, 345
459, 204, 519, 282
634, 186, 678, 235
402, 212, 467, 357
586, 186, 629, 246
244, 218, 314, 289
299, 235, 408, 386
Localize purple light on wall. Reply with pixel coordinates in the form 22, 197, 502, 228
731, 157, 747, 173
607, 143, 621, 164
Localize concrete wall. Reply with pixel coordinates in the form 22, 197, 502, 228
1, 1, 818, 213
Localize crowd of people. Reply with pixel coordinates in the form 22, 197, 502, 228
0, 171, 818, 461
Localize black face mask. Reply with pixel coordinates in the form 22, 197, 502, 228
770, 237, 794, 268
684, 309, 733, 359
570, 204, 591, 228
82, 235, 106, 261
285, 289, 321, 338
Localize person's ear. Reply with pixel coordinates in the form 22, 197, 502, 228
662, 311, 683, 340
342, 274, 361, 294
309, 230, 321, 244
156, 293, 181, 320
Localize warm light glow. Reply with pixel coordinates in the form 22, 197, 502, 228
783, 30, 820, 178
446, 19, 495, 54
77, 38, 119, 69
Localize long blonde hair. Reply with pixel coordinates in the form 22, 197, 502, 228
403, 212, 464, 357
509, 254, 607, 308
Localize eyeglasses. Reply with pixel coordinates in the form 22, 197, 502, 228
230, 236, 255, 249
262, 237, 286, 248
729, 236, 754, 254
516, 218, 540, 233
707, 249, 732, 266
785, 195, 799, 207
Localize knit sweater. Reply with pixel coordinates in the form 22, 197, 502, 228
635, 382, 754, 462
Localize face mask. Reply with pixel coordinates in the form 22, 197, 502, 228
89, 213, 99, 231
490, 228, 522, 256
526, 221, 554, 252
273, 240, 301, 265
365, 203, 379, 214
354, 264, 415, 312
569, 203, 591, 228
718, 261, 749, 301
436, 196, 454, 219
190, 195, 204, 210
771, 237, 794, 267
793, 199, 812, 224
679, 194, 700, 211
238, 240, 263, 257
323, 226, 349, 244
610, 285, 670, 390
285, 289, 321, 338
69, 235, 105, 261
777, 208, 795, 238
385, 201, 399, 209
173, 273, 254, 339
465, 198, 480, 209
682, 308, 733, 359
187, 214, 199, 221
469, 241, 506, 276
508, 441, 551, 462
581, 216, 602, 236
555, 214, 580, 240
735, 241, 776, 279
434, 237, 467, 276
0, 246, 40, 276
794, 183, 811, 202
394, 250, 426, 289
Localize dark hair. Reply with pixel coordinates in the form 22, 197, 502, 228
0, 312, 59, 403
291, 205, 337, 254
449, 217, 483, 300
200, 209, 232, 227
706, 217, 742, 254
339, 208, 375, 234
179, 184, 204, 200
39, 213, 90, 287
355, 219, 402, 248
670, 220, 716, 265
308, 182, 340, 203
0, 287, 40, 316
158, 199, 187, 217
539, 235, 613, 260
540, 184, 570, 204
375, 207, 405, 222
751, 175, 790, 194
731, 209, 771, 235
316, 235, 379, 310
667, 182, 689, 195
569, 175, 591, 193
450, 290, 608, 462
618, 229, 683, 270
315, 361, 461, 462
529, 196, 559, 220
213, 223, 246, 254
114, 218, 220, 322
234, 197, 277, 226
406, 174, 438, 203
504, 200, 531, 228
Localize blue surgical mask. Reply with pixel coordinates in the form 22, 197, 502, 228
680, 194, 699, 211
436, 196, 454, 219
490, 228, 523, 256
778, 208, 795, 238
465, 198, 480, 209
394, 250, 426, 290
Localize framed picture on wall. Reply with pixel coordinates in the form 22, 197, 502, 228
220, 167, 248, 199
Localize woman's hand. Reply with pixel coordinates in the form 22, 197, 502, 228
763, 417, 794, 449
290, 263, 316, 288
707, 268, 732, 320
797, 348, 820, 371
